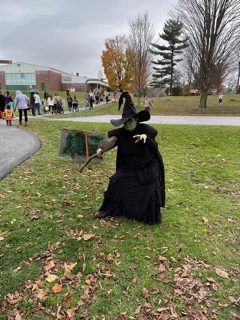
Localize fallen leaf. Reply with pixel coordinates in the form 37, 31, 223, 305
63, 292, 72, 309
142, 287, 150, 299
13, 267, 21, 273
202, 216, 209, 224
135, 305, 141, 314
52, 283, 63, 293
15, 311, 22, 320
64, 262, 77, 271
170, 304, 178, 318
44, 260, 55, 272
0, 194, 6, 200
156, 307, 169, 312
46, 274, 58, 282
67, 309, 75, 318
230, 311, 240, 319
132, 276, 138, 284
229, 296, 237, 303
106, 289, 112, 296
36, 288, 49, 300
83, 233, 95, 241
215, 267, 229, 279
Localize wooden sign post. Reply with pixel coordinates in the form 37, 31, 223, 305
59, 129, 106, 163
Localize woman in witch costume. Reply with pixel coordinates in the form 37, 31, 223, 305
96, 91, 165, 224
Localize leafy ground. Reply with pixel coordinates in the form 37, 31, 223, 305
0, 121, 240, 319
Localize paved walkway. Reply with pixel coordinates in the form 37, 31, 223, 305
0, 122, 41, 180
0, 113, 239, 180
44, 115, 240, 126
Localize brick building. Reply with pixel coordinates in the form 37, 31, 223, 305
0, 61, 108, 92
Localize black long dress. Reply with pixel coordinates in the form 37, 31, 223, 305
99, 123, 165, 224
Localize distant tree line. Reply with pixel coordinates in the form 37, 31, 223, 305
101, 0, 240, 109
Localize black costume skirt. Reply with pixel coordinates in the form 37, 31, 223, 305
99, 162, 162, 224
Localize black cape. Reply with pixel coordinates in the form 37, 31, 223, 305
99, 123, 165, 224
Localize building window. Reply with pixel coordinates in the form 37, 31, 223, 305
17, 64, 21, 67
5, 73, 36, 85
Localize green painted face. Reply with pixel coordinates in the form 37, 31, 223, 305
124, 117, 137, 131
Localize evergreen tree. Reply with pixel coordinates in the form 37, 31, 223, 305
150, 18, 188, 95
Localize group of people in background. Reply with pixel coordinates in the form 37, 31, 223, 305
85, 89, 111, 109
30, 92, 64, 115
66, 93, 80, 112
0, 91, 16, 126
0, 89, 154, 127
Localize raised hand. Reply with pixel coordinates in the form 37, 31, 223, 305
133, 134, 147, 143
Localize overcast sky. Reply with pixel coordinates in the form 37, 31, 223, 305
0, 0, 179, 78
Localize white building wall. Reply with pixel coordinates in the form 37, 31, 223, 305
61, 73, 87, 84
0, 62, 51, 73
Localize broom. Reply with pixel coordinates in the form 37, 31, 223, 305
79, 136, 117, 173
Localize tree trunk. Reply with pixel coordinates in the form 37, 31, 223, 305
137, 85, 141, 106
199, 91, 208, 110
236, 62, 240, 94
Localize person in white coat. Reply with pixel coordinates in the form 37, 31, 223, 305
15, 90, 30, 126
34, 92, 41, 115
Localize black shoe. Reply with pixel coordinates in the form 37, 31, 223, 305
95, 211, 111, 219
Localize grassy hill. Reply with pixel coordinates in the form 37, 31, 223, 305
58, 93, 240, 117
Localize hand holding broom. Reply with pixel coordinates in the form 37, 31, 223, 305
79, 136, 117, 173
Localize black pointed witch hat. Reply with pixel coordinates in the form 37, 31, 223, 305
110, 91, 150, 127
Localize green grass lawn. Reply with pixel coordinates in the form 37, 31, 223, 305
11, 91, 240, 118
0, 121, 240, 319
54, 93, 240, 118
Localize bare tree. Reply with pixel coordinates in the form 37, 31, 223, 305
128, 13, 154, 106
177, 0, 240, 109
235, 49, 240, 93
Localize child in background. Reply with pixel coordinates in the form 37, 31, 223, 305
47, 95, 54, 113
7, 100, 14, 110
72, 95, 79, 112
218, 93, 224, 106
144, 96, 153, 112
42, 100, 49, 113
4, 104, 15, 126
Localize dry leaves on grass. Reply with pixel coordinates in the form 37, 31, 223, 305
97, 251, 121, 266
140, 256, 234, 320
0, 231, 8, 241
36, 288, 49, 300
0, 193, 6, 200
24, 208, 41, 220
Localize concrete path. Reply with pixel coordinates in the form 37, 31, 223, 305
44, 115, 240, 126
0, 121, 41, 180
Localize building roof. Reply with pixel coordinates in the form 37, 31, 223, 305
0, 61, 109, 86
